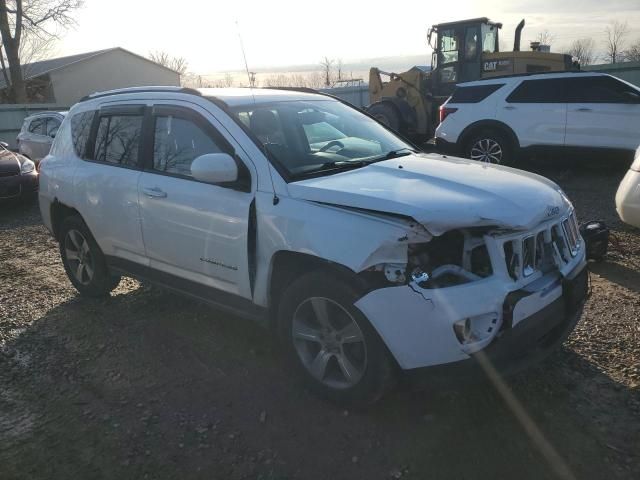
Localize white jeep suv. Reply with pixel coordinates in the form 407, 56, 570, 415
435, 72, 640, 165
39, 86, 587, 404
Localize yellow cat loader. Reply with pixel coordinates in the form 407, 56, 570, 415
368, 18, 577, 142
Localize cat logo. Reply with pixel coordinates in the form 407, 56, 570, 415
482, 59, 511, 73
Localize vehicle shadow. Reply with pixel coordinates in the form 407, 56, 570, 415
589, 259, 640, 294
1, 285, 638, 480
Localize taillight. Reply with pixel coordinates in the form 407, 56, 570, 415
439, 106, 458, 124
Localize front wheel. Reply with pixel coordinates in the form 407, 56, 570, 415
277, 271, 395, 406
464, 130, 514, 166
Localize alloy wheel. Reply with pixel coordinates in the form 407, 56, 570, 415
292, 297, 367, 389
64, 229, 95, 285
470, 138, 503, 164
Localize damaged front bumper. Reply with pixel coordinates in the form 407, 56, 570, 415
354, 242, 588, 375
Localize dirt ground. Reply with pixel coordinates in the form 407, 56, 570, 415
1, 162, 639, 480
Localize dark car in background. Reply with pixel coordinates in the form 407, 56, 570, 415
0, 142, 38, 203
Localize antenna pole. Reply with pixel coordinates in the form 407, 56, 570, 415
236, 21, 254, 87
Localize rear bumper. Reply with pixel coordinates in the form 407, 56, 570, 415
0, 171, 38, 201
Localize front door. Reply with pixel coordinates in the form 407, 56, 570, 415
138, 103, 254, 299
565, 75, 640, 152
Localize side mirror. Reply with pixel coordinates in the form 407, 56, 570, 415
191, 153, 238, 184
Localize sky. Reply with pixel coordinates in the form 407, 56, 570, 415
56, 0, 640, 75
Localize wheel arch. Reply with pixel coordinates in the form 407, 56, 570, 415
458, 120, 520, 153
267, 250, 364, 328
50, 199, 82, 241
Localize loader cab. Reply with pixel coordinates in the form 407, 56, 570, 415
429, 18, 501, 97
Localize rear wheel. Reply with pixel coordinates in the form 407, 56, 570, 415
277, 271, 394, 406
59, 215, 120, 297
464, 130, 514, 166
368, 102, 401, 133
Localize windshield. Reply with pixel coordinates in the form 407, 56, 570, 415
231, 99, 413, 179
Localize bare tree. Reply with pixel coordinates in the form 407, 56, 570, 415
320, 56, 334, 87
335, 58, 344, 82
622, 40, 640, 62
605, 20, 629, 64
536, 29, 555, 47
0, 0, 83, 103
566, 38, 596, 66
148, 50, 188, 75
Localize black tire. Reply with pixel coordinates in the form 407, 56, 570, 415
368, 102, 401, 133
464, 129, 514, 166
58, 215, 120, 297
277, 270, 395, 406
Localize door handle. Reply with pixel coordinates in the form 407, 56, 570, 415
575, 107, 592, 112
142, 187, 167, 198
503, 106, 516, 110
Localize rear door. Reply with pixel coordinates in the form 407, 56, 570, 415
565, 75, 640, 151
71, 104, 147, 264
496, 78, 568, 148
137, 102, 255, 299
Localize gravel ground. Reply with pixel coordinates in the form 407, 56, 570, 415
1, 163, 639, 480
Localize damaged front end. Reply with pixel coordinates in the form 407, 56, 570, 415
354, 209, 587, 371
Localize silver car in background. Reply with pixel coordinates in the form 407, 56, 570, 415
16, 111, 67, 164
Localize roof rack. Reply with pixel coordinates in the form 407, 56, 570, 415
79, 86, 202, 102
263, 86, 321, 94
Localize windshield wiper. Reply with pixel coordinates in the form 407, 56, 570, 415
292, 148, 417, 180
373, 147, 416, 162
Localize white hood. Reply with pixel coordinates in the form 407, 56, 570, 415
287, 154, 570, 236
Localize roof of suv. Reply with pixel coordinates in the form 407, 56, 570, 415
79, 86, 331, 108
24, 111, 68, 121
458, 71, 607, 87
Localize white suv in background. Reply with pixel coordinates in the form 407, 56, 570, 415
435, 72, 640, 165
39, 86, 587, 405
17, 111, 67, 163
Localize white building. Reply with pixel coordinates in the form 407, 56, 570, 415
0, 47, 181, 105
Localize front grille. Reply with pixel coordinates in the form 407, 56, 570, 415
502, 211, 581, 280
562, 212, 580, 257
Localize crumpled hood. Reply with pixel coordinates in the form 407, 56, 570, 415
287, 153, 571, 236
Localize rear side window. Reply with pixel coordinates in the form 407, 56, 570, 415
506, 78, 567, 103
567, 76, 640, 103
70, 111, 95, 158
46, 117, 61, 137
93, 115, 143, 167
152, 115, 224, 177
28, 118, 45, 134
450, 84, 504, 103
